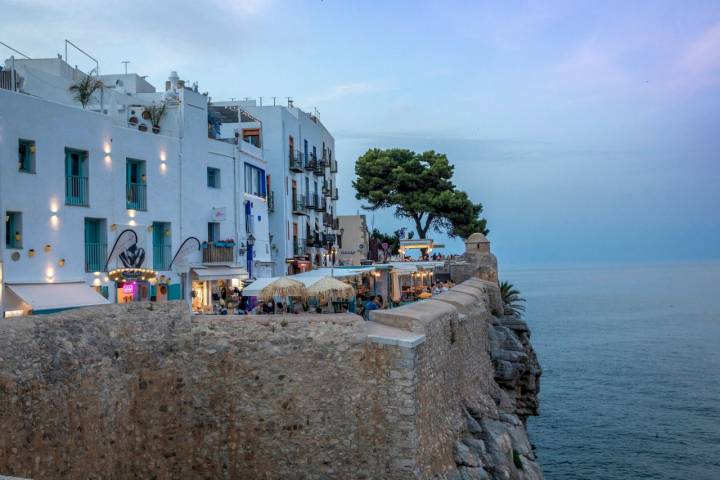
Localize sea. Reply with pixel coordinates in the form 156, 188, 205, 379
503, 261, 720, 480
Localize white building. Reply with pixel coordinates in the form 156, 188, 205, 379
238, 102, 340, 276
0, 55, 270, 316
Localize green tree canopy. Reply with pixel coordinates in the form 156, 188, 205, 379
353, 148, 488, 239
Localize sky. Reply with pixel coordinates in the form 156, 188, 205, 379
3, 0, 720, 265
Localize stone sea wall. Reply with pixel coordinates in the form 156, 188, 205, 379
0, 278, 542, 479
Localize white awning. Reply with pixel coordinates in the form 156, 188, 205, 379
240, 276, 277, 297
7, 282, 110, 312
192, 266, 248, 281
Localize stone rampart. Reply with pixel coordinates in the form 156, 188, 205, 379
0, 279, 541, 479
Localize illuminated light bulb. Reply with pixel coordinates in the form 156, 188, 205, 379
160, 163, 167, 173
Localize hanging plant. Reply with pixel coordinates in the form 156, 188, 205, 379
142, 110, 151, 120
145, 101, 168, 134
128, 116, 139, 125
138, 123, 148, 132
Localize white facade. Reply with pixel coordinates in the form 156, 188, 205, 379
0, 57, 270, 316
238, 102, 340, 276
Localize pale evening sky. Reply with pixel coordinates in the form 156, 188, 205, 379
3, 0, 719, 265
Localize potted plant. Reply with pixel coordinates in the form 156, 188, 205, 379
138, 123, 148, 132
146, 101, 168, 134
68, 75, 104, 109
142, 109, 151, 120
128, 116, 139, 125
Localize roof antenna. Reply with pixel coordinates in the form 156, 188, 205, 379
121, 61, 130, 75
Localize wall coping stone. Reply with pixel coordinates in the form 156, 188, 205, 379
452, 284, 485, 300
369, 299, 456, 333
365, 321, 426, 348
433, 290, 477, 310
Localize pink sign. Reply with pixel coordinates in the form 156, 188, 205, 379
122, 282, 137, 295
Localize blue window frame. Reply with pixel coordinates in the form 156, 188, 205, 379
5, 211, 22, 249
153, 221, 172, 270
244, 163, 266, 197
126, 158, 147, 210
207, 167, 221, 188
65, 148, 88, 206
84, 218, 107, 272
18, 139, 36, 173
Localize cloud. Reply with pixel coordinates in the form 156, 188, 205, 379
672, 21, 720, 90
302, 80, 392, 106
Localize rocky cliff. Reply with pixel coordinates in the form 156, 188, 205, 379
0, 277, 541, 480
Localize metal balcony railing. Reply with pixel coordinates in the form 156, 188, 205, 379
314, 157, 326, 177
293, 238, 307, 256
126, 183, 147, 211
292, 194, 307, 215
316, 196, 327, 212
85, 242, 107, 272
289, 150, 303, 172
268, 191, 275, 212
66, 175, 89, 206
323, 213, 334, 227
330, 159, 338, 173
304, 152, 317, 171
306, 193, 319, 210
331, 188, 339, 201
153, 244, 172, 271
203, 242, 235, 263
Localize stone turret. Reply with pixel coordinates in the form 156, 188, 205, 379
465, 232, 499, 284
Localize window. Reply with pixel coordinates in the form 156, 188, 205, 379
207, 167, 221, 189
153, 222, 171, 270
244, 163, 266, 197
84, 218, 107, 272
65, 148, 88, 206
18, 139, 36, 173
208, 222, 220, 242
242, 128, 261, 148
303, 139, 308, 162
5, 212, 22, 249
126, 159, 147, 210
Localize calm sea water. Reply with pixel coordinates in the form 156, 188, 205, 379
503, 262, 720, 480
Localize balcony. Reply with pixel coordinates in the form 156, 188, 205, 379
314, 158, 326, 177
66, 175, 89, 206
304, 152, 317, 172
330, 159, 338, 173
289, 150, 303, 172
293, 238, 307, 256
126, 183, 147, 211
322, 180, 332, 196
316, 196, 327, 213
331, 188, 339, 201
268, 191, 275, 213
306, 193, 319, 210
153, 244, 172, 271
85, 242, 107, 272
202, 241, 235, 263
292, 194, 307, 215
323, 213, 334, 227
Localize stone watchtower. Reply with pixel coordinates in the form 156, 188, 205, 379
464, 233, 499, 284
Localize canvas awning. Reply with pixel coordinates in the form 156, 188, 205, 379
6, 282, 110, 312
191, 266, 248, 281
